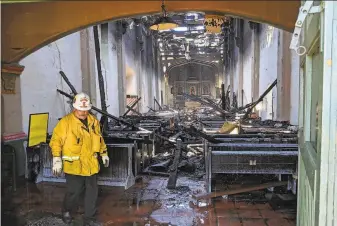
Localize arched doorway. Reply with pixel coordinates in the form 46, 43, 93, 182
1, 1, 300, 63
166, 60, 218, 108
1, 2, 337, 226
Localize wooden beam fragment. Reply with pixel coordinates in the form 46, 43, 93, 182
192, 181, 288, 200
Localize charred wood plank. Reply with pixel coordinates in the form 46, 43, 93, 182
183, 125, 222, 144
182, 93, 229, 116
221, 83, 226, 110
243, 79, 277, 120
141, 169, 170, 177
147, 106, 156, 112
192, 181, 288, 200
123, 97, 141, 116
126, 105, 142, 116
93, 25, 107, 113
154, 97, 162, 110
149, 159, 171, 172
167, 138, 182, 189
59, 71, 78, 95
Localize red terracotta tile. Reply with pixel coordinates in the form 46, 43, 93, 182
260, 210, 285, 219
266, 218, 292, 226
235, 202, 258, 210
214, 200, 236, 210
238, 209, 262, 219
285, 219, 296, 226
283, 213, 296, 220
202, 219, 218, 226
242, 219, 267, 226
215, 208, 238, 218
218, 217, 243, 226
253, 203, 272, 210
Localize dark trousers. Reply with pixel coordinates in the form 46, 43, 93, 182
63, 173, 98, 221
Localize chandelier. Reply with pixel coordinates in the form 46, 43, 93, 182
149, 0, 179, 31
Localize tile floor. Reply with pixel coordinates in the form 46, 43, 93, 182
1, 176, 296, 226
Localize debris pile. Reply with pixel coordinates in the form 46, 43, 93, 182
54, 71, 298, 195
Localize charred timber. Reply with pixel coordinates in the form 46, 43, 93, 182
182, 93, 229, 116
243, 79, 277, 120
123, 97, 142, 116
59, 71, 78, 95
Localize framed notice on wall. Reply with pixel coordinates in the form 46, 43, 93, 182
27, 113, 49, 147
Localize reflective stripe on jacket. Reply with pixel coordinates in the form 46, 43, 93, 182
49, 112, 107, 176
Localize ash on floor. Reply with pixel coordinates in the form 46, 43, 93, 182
2, 176, 296, 226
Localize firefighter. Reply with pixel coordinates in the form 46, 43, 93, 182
50, 92, 109, 226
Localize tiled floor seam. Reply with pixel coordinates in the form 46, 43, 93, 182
256, 209, 269, 226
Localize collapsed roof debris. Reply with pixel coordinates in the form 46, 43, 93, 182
49, 70, 298, 198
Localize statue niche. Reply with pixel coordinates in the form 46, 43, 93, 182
177, 86, 183, 95
189, 86, 196, 95
203, 84, 210, 95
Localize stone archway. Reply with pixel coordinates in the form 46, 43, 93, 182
1, 1, 300, 64
167, 59, 219, 75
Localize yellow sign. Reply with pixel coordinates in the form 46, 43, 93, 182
28, 113, 49, 147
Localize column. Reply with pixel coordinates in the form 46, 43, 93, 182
1, 63, 27, 177
276, 30, 292, 121
80, 28, 98, 107
100, 23, 120, 116
116, 21, 126, 116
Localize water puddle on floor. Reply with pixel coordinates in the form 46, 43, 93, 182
2, 176, 296, 226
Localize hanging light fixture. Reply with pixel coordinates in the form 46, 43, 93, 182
149, 0, 179, 31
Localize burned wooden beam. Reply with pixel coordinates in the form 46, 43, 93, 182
192, 181, 288, 200
148, 159, 171, 172
167, 138, 182, 189
141, 169, 170, 177
59, 71, 78, 95
221, 83, 226, 110
93, 25, 107, 113
182, 92, 229, 115
243, 79, 277, 120
154, 134, 186, 151
123, 97, 141, 116
56, 71, 149, 131
204, 97, 218, 107
147, 106, 155, 112
154, 97, 162, 110
182, 125, 223, 144
126, 105, 142, 116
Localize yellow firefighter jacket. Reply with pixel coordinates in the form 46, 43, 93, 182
49, 112, 107, 176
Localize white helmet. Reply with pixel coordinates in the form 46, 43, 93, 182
72, 92, 92, 111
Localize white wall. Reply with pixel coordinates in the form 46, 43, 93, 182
242, 21, 253, 106
20, 32, 82, 134
228, 22, 299, 125
290, 49, 300, 125
16, 22, 162, 139
101, 23, 120, 116
124, 26, 138, 96
259, 25, 279, 120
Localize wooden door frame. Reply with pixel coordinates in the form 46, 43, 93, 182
317, 2, 337, 225
298, 2, 337, 225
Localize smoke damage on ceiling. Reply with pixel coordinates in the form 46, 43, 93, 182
123, 12, 233, 63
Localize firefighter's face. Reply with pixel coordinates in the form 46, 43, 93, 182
74, 109, 89, 120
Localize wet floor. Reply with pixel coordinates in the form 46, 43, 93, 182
1, 176, 296, 226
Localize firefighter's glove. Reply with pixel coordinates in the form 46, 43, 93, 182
52, 157, 62, 176
102, 155, 110, 168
